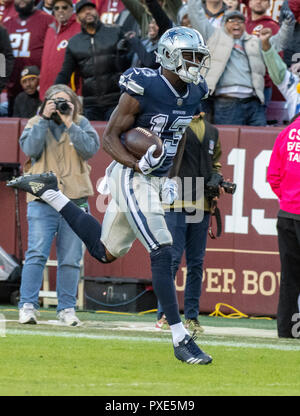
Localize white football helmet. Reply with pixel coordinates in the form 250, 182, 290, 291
155, 26, 210, 85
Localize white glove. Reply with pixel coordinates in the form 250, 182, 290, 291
138, 144, 167, 175
161, 178, 178, 205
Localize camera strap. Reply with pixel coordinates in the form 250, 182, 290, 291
208, 201, 222, 239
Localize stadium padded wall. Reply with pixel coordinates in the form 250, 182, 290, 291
0, 119, 284, 316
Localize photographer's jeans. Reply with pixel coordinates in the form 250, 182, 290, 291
157, 210, 210, 320
19, 201, 83, 312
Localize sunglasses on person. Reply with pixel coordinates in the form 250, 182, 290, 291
53, 5, 70, 11
226, 18, 245, 24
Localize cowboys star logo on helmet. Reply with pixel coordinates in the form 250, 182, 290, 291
164, 28, 190, 44
155, 26, 211, 85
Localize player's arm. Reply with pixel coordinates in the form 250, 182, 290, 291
102, 92, 141, 170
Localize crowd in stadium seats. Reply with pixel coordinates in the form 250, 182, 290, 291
0, 0, 299, 125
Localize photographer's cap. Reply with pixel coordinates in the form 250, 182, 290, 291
20, 66, 40, 81
75, 0, 96, 14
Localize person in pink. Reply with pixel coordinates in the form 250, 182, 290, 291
39, 0, 81, 100
267, 114, 300, 339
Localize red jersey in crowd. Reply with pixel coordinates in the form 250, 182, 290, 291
73, 0, 125, 23
241, 0, 284, 22
94, 0, 125, 24
4, 10, 54, 101
0, 0, 17, 23
39, 14, 81, 100
288, 0, 300, 22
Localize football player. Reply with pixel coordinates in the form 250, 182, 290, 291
7, 27, 213, 365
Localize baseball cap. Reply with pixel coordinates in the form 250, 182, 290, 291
223, 10, 246, 23
53, 0, 74, 7
75, 0, 96, 14
20, 66, 40, 81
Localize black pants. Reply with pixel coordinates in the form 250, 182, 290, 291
277, 217, 300, 338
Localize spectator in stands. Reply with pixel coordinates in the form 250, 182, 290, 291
117, 0, 172, 69
55, 0, 131, 121
156, 113, 223, 335
39, 0, 80, 100
36, 0, 54, 14
13, 66, 41, 118
187, 0, 294, 125
223, 0, 240, 11
18, 84, 99, 326
118, 20, 160, 69
0, 0, 17, 23
245, 0, 280, 108
96, 0, 125, 24
176, 3, 191, 27
201, 0, 228, 28
4, 0, 54, 116
246, 0, 279, 35
0, 24, 13, 116
121, 0, 182, 38
0, 24, 14, 95
260, 27, 300, 121
279, 0, 300, 68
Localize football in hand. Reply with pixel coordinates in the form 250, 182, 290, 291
124, 127, 163, 159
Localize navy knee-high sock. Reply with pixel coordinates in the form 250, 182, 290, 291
60, 201, 107, 263
150, 246, 181, 326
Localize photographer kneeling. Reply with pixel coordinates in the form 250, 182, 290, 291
18, 84, 100, 326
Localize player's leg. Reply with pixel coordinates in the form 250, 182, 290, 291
156, 210, 186, 322
6, 172, 113, 263
111, 165, 182, 326
113, 165, 212, 363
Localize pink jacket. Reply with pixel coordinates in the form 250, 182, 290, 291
267, 116, 300, 215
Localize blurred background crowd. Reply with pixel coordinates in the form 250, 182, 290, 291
0, 0, 299, 125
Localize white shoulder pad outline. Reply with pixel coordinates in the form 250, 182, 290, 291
119, 71, 145, 96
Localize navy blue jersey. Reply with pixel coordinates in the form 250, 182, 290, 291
119, 67, 208, 177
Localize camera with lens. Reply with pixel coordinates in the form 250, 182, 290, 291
53, 98, 71, 115
205, 173, 236, 201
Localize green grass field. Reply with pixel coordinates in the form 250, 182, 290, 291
1, 306, 300, 396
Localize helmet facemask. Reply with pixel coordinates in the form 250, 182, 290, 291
176, 50, 211, 85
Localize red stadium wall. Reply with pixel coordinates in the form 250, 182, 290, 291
0, 119, 284, 316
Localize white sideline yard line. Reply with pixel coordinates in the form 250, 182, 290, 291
2, 319, 278, 338
4, 328, 300, 352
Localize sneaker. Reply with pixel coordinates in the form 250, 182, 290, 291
19, 303, 39, 324
184, 318, 204, 334
6, 172, 58, 197
174, 334, 212, 365
57, 308, 81, 326
155, 314, 170, 330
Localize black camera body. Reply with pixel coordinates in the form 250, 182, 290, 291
220, 180, 236, 195
205, 173, 236, 201
53, 98, 71, 115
